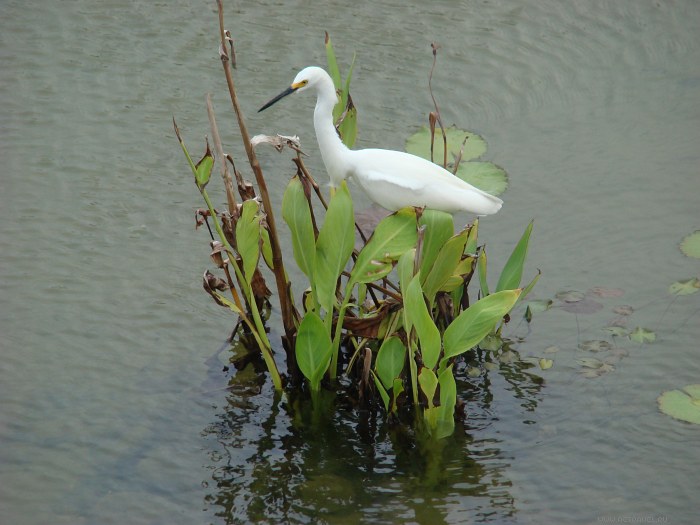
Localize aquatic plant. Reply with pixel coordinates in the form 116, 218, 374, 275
174, 2, 537, 438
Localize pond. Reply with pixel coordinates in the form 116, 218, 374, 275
1, 0, 698, 523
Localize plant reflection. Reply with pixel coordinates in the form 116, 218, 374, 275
202, 342, 543, 523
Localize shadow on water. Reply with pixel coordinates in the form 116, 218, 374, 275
201, 341, 544, 524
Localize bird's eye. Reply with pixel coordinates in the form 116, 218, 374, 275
300, 80, 308, 86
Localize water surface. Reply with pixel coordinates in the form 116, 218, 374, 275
1, 1, 698, 523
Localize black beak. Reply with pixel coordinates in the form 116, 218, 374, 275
258, 85, 296, 112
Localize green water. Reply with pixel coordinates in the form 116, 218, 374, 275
1, 1, 698, 523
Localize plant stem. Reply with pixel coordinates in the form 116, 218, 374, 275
216, 0, 297, 342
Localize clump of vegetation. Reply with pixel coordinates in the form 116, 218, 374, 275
174, 2, 537, 438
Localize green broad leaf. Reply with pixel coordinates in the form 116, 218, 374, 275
351, 207, 417, 285
422, 228, 469, 304
324, 32, 342, 91
397, 249, 417, 296
478, 248, 490, 297
372, 372, 391, 412
443, 289, 521, 360
391, 377, 404, 412
295, 312, 333, 391
418, 367, 439, 408
669, 278, 700, 296
260, 226, 274, 269
315, 181, 354, 315
418, 209, 454, 278
436, 365, 457, 438
405, 274, 442, 370
195, 144, 214, 189
235, 200, 262, 283
629, 327, 656, 344
455, 161, 508, 197
517, 269, 541, 305
658, 384, 700, 425
375, 336, 407, 390
282, 176, 316, 278
405, 125, 487, 166
337, 103, 357, 149
496, 221, 533, 292
680, 231, 700, 259
465, 219, 479, 255
210, 290, 243, 315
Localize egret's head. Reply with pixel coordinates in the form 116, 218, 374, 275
258, 66, 327, 112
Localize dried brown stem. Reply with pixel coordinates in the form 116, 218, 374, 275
206, 93, 238, 217
215, 0, 297, 339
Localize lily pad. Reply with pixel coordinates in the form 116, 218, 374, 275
526, 299, 553, 314
578, 357, 603, 369
579, 340, 613, 353
612, 305, 634, 315
679, 231, 700, 259
405, 126, 508, 196
561, 297, 604, 314
456, 162, 508, 196
405, 125, 487, 165
555, 290, 585, 303
658, 384, 700, 424
629, 327, 656, 344
539, 358, 554, 370
603, 326, 629, 337
588, 287, 624, 298
669, 278, 700, 296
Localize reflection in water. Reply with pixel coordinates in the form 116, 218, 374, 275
202, 345, 543, 523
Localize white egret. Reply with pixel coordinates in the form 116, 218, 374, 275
259, 66, 503, 216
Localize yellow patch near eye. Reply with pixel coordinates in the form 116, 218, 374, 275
292, 80, 308, 89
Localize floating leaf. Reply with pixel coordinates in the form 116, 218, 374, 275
539, 358, 554, 370
613, 305, 634, 315
405, 125, 487, 166
578, 357, 603, 369
603, 326, 629, 337
629, 327, 656, 344
658, 384, 700, 425
455, 161, 508, 196
579, 340, 613, 353
679, 231, 700, 259
467, 367, 482, 378
561, 297, 603, 314
555, 290, 585, 303
669, 278, 700, 296
526, 299, 553, 314
588, 287, 624, 298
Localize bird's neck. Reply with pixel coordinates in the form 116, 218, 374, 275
313, 76, 351, 187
